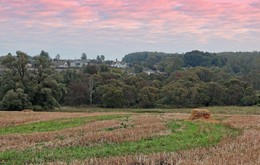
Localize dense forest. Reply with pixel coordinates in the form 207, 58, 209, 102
0, 50, 259, 111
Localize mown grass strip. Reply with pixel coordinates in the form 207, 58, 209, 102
0, 120, 239, 164
0, 115, 127, 135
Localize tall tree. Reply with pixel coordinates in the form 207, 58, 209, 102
100, 55, 105, 61
40, 50, 50, 59
55, 54, 60, 61
0, 51, 31, 110
64, 78, 89, 106
81, 53, 87, 60
0, 51, 66, 111
138, 86, 159, 108
89, 75, 94, 105
30, 54, 66, 110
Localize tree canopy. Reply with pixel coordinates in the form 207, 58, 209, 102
0, 51, 66, 111
0, 50, 259, 110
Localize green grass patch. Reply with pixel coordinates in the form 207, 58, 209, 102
0, 115, 127, 135
59, 106, 260, 115
0, 120, 239, 164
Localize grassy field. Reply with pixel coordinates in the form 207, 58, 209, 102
58, 106, 260, 115
0, 114, 126, 135
0, 107, 259, 164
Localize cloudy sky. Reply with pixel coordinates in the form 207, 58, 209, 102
0, 0, 259, 60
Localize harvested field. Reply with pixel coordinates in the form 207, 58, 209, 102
0, 111, 130, 128
75, 115, 260, 165
0, 109, 259, 165
0, 114, 175, 151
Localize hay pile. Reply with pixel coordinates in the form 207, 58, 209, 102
190, 109, 211, 120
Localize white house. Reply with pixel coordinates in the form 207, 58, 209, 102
58, 61, 68, 68
111, 62, 128, 68
70, 60, 88, 67
144, 69, 156, 75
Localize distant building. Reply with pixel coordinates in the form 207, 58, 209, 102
26, 63, 32, 68
111, 62, 128, 68
143, 68, 166, 75
53, 60, 69, 68
70, 60, 88, 68
58, 61, 69, 68
144, 69, 155, 75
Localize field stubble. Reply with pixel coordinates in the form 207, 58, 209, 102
0, 108, 259, 165
0, 113, 170, 151
73, 115, 260, 165
0, 111, 130, 128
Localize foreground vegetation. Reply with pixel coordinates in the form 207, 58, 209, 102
0, 117, 238, 164
0, 114, 125, 135
0, 109, 259, 164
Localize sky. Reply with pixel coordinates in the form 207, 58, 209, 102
0, 0, 259, 60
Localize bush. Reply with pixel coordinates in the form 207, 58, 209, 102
0, 88, 32, 111
241, 96, 257, 106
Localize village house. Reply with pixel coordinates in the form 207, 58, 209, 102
111, 61, 128, 68
53, 60, 69, 68
70, 60, 89, 68
144, 69, 156, 75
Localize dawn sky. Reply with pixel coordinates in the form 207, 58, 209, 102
0, 0, 259, 60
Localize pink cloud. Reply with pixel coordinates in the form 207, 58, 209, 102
0, 0, 259, 46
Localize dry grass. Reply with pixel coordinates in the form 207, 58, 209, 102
0, 113, 184, 151
64, 115, 260, 165
0, 111, 130, 128
1, 111, 259, 165
221, 115, 260, 129
0, 120, 120, 151
44, 115, 168, 148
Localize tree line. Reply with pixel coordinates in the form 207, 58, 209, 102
0, 50, 259, 111
123, 50, 260, 90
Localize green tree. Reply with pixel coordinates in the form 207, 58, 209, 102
101, 86, 125, 108
204, 82, 225, 106
240, 86, 257, 106
123, 85, 137, 107
160, 81, 189, 107
0, 51, 31, 110
100, 64, 109, 72
168, 70, 199, 83
1, 51, 30, 90
0, 51, 66, 111
224, 79, 245, 105
64, 78, 89, 106
134, 64, 143, 73
193, 67, 213, 82
81, 53, 87, 60
55, 54, 60, 61
1, 88, 31, 110
61, 69, 80, 87
96, 55, 102, 63
83, 64, 99, 75
40, 50, 50, 59
29, 55, 66, 110
100, 55, 105, 61
138, 86, 159, 108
